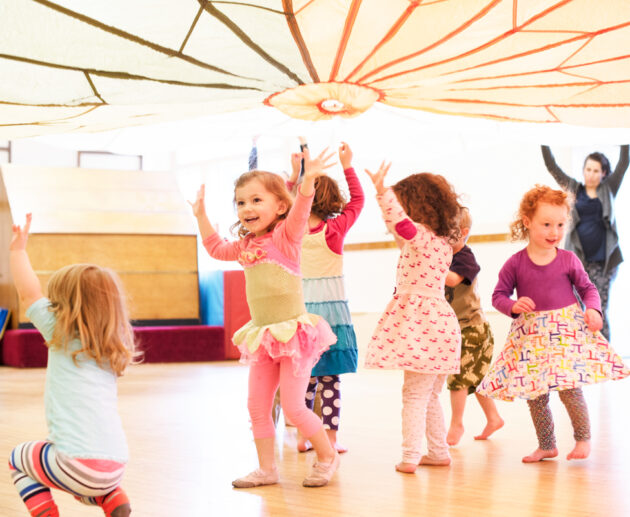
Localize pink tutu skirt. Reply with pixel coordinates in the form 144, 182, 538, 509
233, 313, 336, 376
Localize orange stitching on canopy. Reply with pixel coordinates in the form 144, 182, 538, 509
361, 0, 572, 84
344, 0, 422, 82
356, 0, 503, 83
451, 54, 630, 84
329, 0, 363, 81
295, 0, 317, 16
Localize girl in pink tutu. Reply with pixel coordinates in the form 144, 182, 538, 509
363, 163, 462, 474
190, 148, 340, 488
477, 185, 629, 462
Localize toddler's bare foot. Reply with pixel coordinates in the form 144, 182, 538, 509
474, 417, 504, 440
522, 447, 558, 463
111, 504, 131, 517
297, 439, 313, 453
567, 441, 590, 460
447, 423, 465, 446
332, 442, 348, 454
419, 455, 451, 466
395, 462, 417, 474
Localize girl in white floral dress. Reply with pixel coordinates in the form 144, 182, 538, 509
364, 163, 461, 474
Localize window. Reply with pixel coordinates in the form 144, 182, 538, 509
77, 150, 142, 170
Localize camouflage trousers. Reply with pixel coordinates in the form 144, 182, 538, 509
447, 322, 494, 394
583, 261, 617, 341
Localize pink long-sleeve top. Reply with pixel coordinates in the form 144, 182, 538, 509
202, 188, 313, 275
307, 167, 364, 253
492, 248, 601, 317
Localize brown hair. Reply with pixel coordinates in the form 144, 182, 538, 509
510, 184, 571, 241
47, 264, 138, 376
392, 173, 461, 243
311, 175, 347, 220
230, 170, 293, 238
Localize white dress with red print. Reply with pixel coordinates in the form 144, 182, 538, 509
365, 189, 461, 374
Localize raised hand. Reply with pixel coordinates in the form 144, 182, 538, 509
303, 147, 336, 180
511, 296, 536, 314
189, 185, 206, 218
584, 308, 603, 333
10, 213, 32, 251
339, 142, 353, 170
364, 161, 391, 195
298, 147, 335, 197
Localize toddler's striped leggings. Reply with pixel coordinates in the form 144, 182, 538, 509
9, 441, 129, 517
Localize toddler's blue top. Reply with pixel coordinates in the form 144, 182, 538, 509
26, 297, 128, 462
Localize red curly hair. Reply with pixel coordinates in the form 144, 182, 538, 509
510, 184, 572, 241
392, 173, 461, 243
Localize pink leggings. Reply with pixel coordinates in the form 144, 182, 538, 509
248, 353, 323, 439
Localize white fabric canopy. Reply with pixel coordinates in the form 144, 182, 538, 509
2, 0, 630, 138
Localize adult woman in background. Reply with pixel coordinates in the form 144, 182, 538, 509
541, 144, 629, 340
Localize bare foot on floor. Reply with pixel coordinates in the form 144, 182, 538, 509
395, 462, 417, 474
419, 455, 451, 466
297, 439, 312, 453
474, 418, 504, 440
447, 424, 465, 446
332, 443, 348, 454
522, 447, 558, 463
567, 441, 590, 460
111, 504, 131, 517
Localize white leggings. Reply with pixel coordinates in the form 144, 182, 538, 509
401, 371, 449, 464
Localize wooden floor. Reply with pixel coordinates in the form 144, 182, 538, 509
1, 314, 629, 517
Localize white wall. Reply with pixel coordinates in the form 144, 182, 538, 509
7, 128, 630, 355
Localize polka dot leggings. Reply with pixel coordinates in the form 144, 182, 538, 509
305, 375, 341, 430
526, 388, 591, 450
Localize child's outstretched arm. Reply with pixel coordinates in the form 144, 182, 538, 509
365, 162, 422, 249
321, 142, 365, 251
10, 213, 43, 308
338, 141, 365, 218
364, 160, 390, 196
189, 184, 217, 241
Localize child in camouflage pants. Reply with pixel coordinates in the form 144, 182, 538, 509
445, 207, 503, 446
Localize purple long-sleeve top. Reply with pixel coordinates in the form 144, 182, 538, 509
492, 248, 601, 318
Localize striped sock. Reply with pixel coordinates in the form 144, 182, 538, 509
97, 487, 130, 517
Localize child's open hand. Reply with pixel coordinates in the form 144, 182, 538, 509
364, 161, 391, 195
339, 142, 353, 170
189, 185, 206, 218
303, 147, 336, 181
511, 296, 536, 314
10, 213, 32, 251
584, 308, 603, 333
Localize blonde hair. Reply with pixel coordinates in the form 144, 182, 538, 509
47, 264, 138, 376
510, 185, 571, 241
459, 206, 472, 231
230, 170, 293, 238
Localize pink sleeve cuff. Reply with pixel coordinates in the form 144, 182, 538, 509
395, 219, 418, 240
